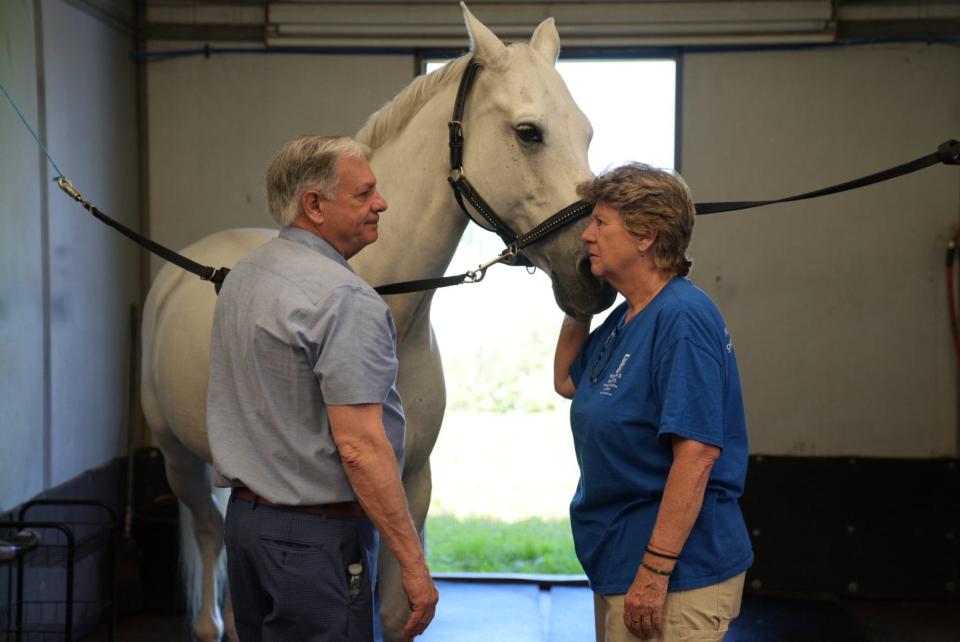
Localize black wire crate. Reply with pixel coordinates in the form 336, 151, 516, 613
0, 600, 105, 642
0, 500, 118, 642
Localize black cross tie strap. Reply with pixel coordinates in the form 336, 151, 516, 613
374, 273, 471, 296
696, 139, 960, 215
57, 178, 232, 293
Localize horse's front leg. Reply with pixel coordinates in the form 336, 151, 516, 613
154, 428, 228, 642
220, 571, 238, 642
378, 460, 433, 642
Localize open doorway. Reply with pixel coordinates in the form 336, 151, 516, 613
424, 58, 677, 574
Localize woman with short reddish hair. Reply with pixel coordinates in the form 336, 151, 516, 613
555, 163, 753, 642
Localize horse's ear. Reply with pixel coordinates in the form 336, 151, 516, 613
461, 2, 507, 67
530, 17, 560, 65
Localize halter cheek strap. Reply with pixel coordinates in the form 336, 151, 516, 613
446, 59, 528, 250
445, 58, 595, 268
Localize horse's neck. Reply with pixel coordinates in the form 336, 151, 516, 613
352, 84, 468, 340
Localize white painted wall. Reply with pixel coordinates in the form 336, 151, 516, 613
0, 0, 140, 510
145, 41, 959, 458
0, 0, 45, 509
683, 44, 960, 456
146, 46, 413, 275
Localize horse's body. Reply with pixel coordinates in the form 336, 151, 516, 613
141, 6, 613, 641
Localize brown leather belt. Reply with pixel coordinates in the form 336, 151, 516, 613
233, 487, 366, 518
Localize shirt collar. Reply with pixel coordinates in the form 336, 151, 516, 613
278, 226, 353, 272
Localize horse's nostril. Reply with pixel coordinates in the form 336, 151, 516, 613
577, 255, 592, 276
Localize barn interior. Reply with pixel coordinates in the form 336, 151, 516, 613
1, 1, 959, 641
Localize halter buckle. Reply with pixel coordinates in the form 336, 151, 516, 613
448, 120, 465, 170
448, 120, 464, 144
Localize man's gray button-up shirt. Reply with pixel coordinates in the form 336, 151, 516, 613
208, 226, 405, 505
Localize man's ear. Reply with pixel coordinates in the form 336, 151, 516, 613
301, 189, 325, 225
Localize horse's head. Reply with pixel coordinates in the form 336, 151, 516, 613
460, 4, 616, 318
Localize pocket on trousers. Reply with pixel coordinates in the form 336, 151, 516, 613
259, 537, 329, 573
676, 630, 726, 641
258, 535, 351, 609
340, 526, 368, 602
664, 589, 684, 626
259, 536, 322, 553
671, 583, 724, 633
717, 573, 745, 623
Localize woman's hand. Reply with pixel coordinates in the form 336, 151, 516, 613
623, 563, 670, 639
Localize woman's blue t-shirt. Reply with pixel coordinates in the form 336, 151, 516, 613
569, 276, 753, 593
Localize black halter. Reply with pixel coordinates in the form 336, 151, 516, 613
445, 58, 594, 269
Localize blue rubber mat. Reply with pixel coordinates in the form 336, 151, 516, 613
420, 581, 594, 642
418, 582, 880, 642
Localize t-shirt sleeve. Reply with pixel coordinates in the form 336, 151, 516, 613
310, 286, 399, 405
653, 338, 725, 448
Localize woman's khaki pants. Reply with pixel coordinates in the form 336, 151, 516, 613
595, 573, 745, 642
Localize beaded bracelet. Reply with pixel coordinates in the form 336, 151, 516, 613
645, 546, 679, 561
640, 559, 672, 576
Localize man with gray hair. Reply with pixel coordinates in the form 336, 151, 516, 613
208, 135, 438, 641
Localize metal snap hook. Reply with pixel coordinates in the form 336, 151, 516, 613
56, 176, 83, 202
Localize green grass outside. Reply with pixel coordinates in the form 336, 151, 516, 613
426, 513, 585, 575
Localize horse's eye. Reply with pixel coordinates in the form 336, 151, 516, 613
515, 124, 544, 144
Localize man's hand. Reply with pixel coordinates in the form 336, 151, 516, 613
623, 565, 669, 640
400, 562, 439, 640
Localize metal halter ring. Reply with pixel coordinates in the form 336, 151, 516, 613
500, 243, 520, 263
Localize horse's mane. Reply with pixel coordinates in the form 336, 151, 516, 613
357, 56, 471, 150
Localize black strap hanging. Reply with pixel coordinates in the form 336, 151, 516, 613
696, 139, 960, 215
374, 273, 471, 296
57, 178, 231, 293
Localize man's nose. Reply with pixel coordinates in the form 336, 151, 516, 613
374, 190, 387, 212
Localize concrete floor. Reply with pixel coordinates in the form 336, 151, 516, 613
79, 581, 960, 642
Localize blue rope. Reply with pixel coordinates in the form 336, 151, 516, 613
0, 79, 65, 180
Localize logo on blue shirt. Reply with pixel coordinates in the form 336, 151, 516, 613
600, 353, 631, 396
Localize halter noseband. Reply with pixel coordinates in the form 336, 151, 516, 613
446, 57, 594, 268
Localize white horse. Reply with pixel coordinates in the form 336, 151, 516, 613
140, 5, 614, 641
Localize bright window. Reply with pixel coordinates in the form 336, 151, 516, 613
424, 58, 677, 574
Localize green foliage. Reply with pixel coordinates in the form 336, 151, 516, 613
425, 513, 584, 574
445, 325, 558, 414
